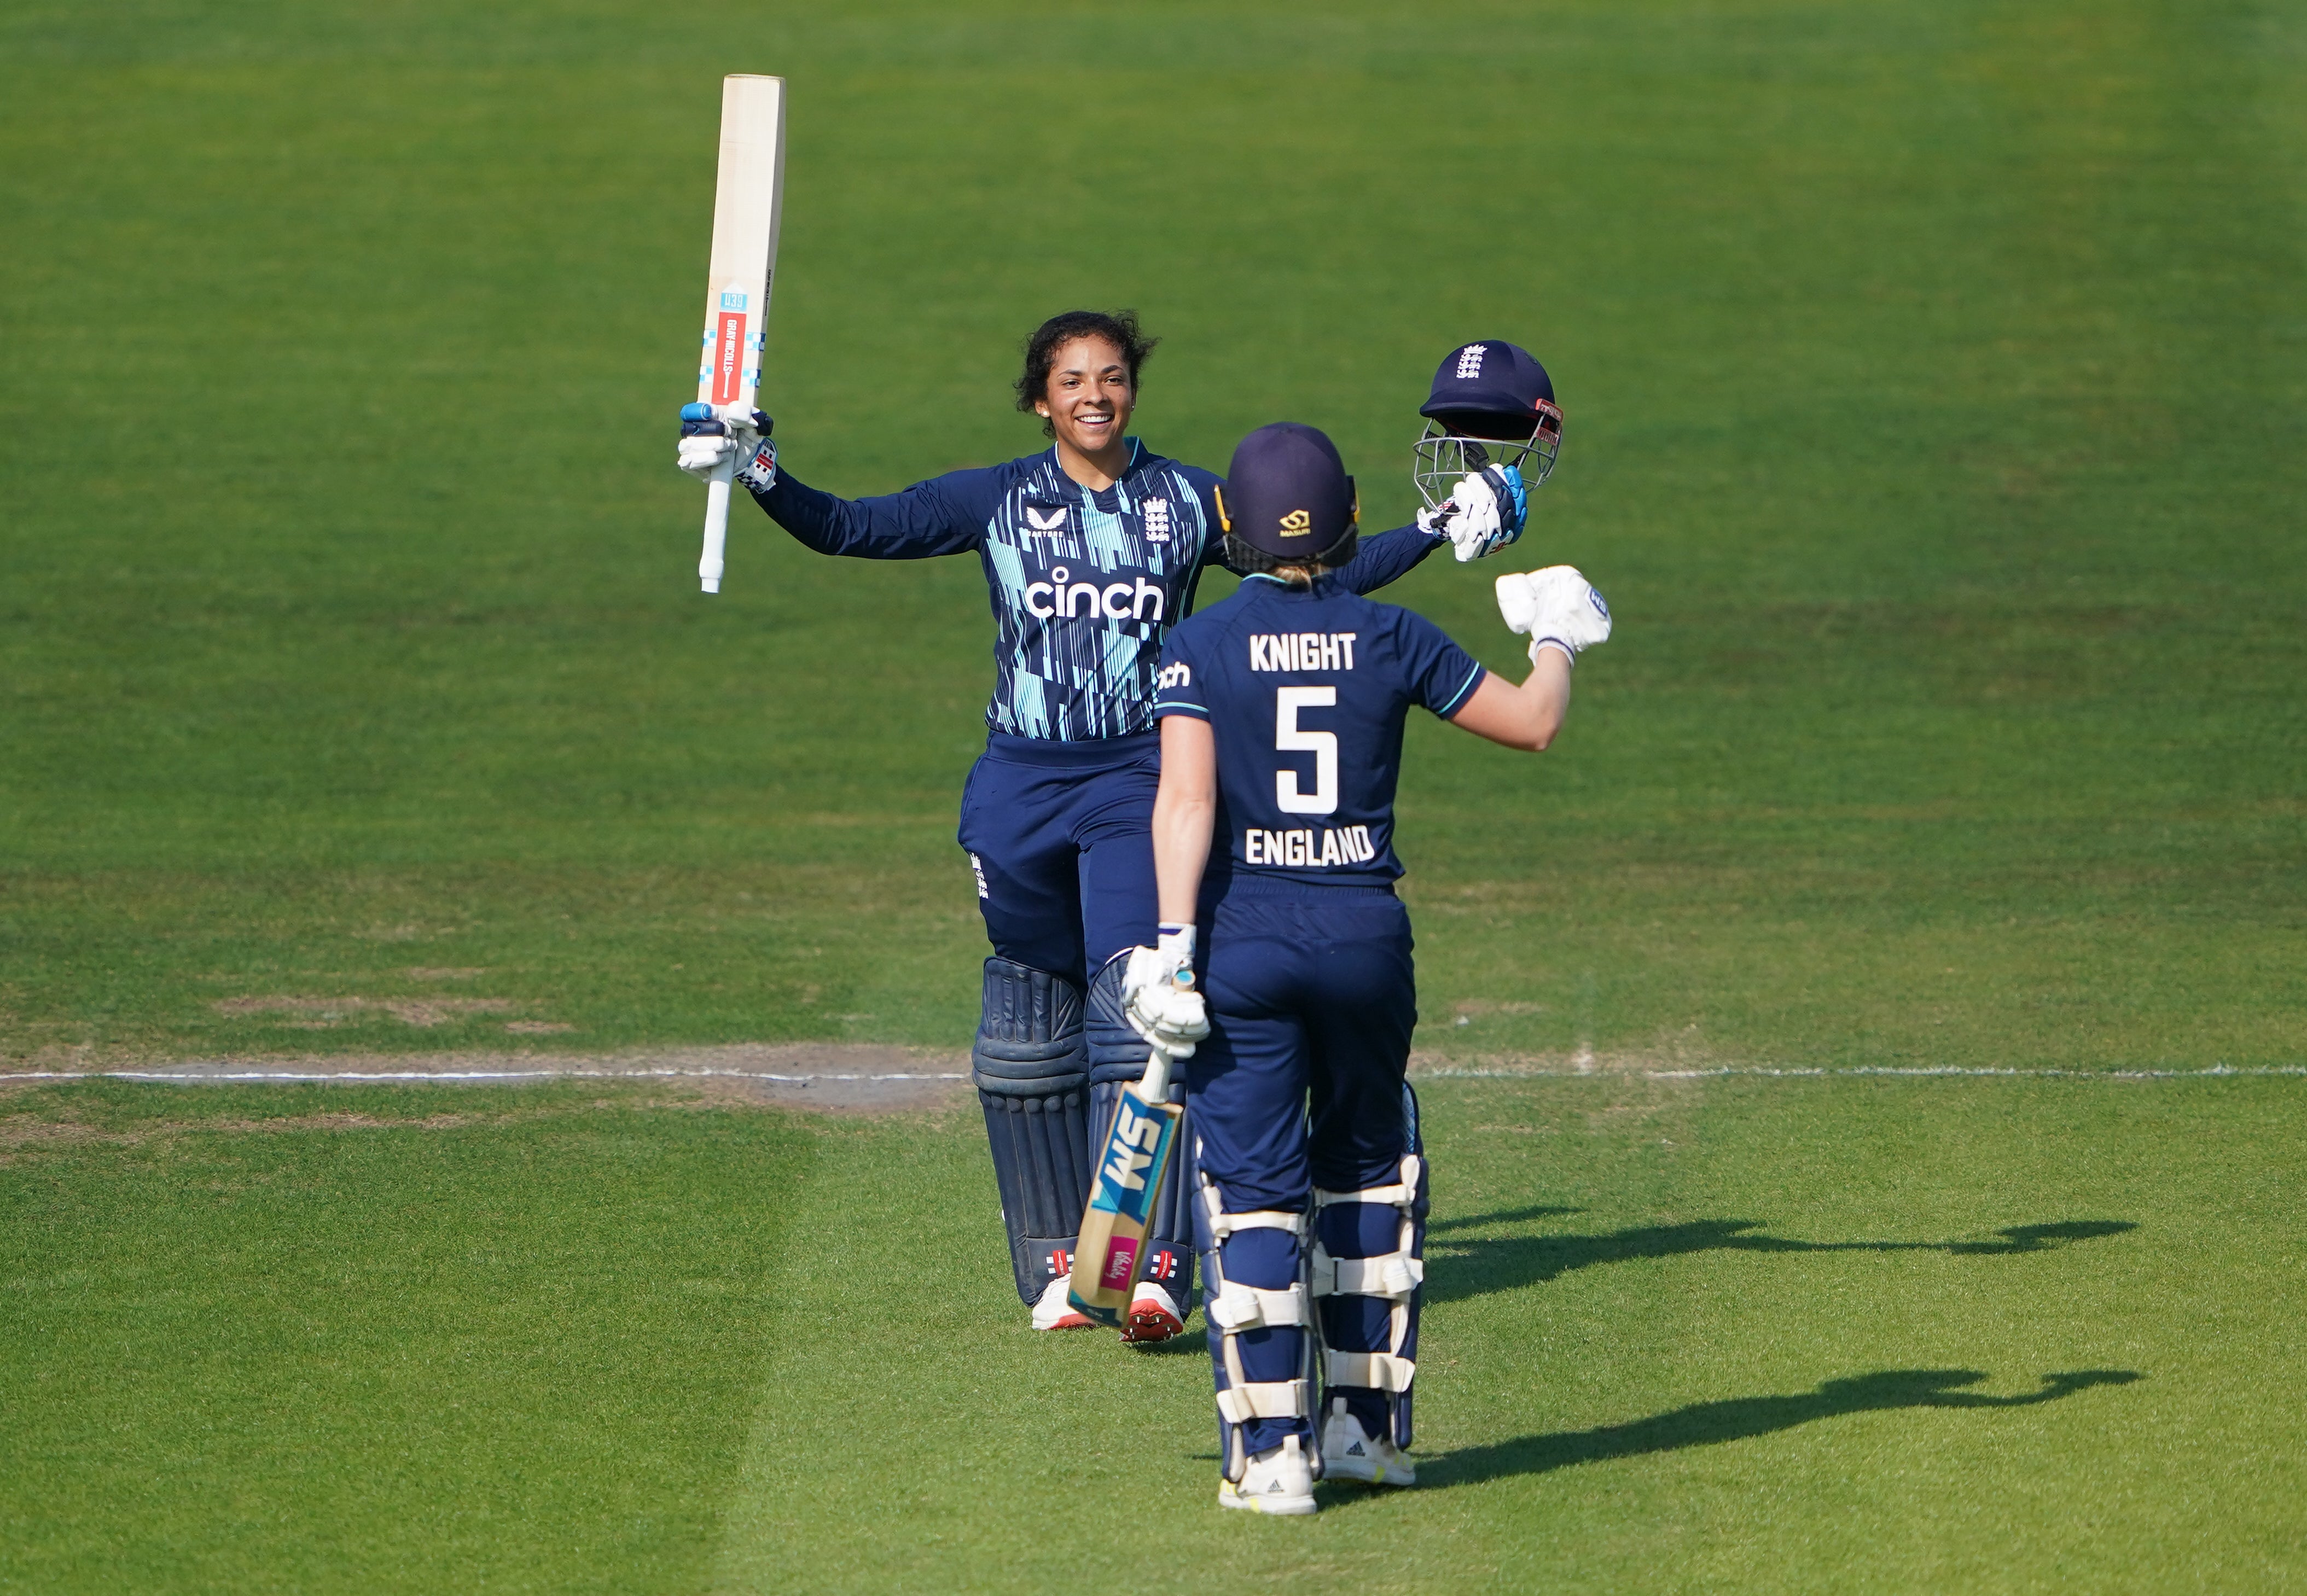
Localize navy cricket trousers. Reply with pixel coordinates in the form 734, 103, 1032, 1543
1184, 882, 1421, 1455
1186, 882, 1419, 1210
956, 731, 1160, 988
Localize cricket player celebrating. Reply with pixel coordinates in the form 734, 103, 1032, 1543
676, 316, 1549, 1338
1129, 421, 1609, 1512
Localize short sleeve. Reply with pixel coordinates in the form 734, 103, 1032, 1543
1394, 610, 1487, 719
1153, 626, 1211, 721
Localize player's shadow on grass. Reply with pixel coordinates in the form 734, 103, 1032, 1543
1423, 1216, 2135, 1306
1431, 1368, 2142, 1488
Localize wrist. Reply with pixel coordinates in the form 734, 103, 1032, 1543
1155, 921, 1197, 969
1530, 637, 1575, 669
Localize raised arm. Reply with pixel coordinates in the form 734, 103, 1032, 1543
1179, 465, 1443, 598
752, 467, 990, 561
1450, 565, 1612, 752
1331, 523, 1446, 595
678, 415, 989, 560
1448, 649, 1573, 751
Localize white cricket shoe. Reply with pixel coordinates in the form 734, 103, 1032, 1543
1320, 1402, 1416, 1487
1031, 1275, 1093, 1331
1217, 1435, 1317, 1516
1121, 1279, 1186, 1344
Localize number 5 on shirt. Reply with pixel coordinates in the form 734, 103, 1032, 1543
1275, 686, 1338, 814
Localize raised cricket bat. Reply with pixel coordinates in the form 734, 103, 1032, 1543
1068, 1049, 1185, 1327
689, 74, 786, 594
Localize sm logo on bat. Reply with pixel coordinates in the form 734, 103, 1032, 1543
1093, 1101, 1175, 1222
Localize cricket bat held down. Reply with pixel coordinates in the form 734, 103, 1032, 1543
1068, 1049, 1184, 1327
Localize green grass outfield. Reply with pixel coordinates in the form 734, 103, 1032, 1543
4, 0, 2305, 1589
5, 1073, 2302, 1592
3, 0, 2300, 1068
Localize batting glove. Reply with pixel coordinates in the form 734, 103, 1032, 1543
1122, 923, 1210, 1058
1495, 564, 1612, 666
676, 408, 777, 491
1415, 464, 1529, 562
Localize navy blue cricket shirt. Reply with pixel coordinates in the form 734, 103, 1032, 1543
1152, 573, 1486, 890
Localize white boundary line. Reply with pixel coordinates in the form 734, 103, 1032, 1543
1421, 1065, 2307, 1080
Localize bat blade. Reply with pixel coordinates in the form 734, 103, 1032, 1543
693, 74, 786, 594
1068, 1055, 1183, 1328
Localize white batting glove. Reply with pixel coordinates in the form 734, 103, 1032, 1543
1415, 465, 1530, 562
675, 430, 740, 482
676, 410, 777, 491
1496, 565, 1612, 665
1122, 924, 1210, 1058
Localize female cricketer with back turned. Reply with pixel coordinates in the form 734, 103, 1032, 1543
1125, 421, 1612, 1512
675, 314, 1544, 1338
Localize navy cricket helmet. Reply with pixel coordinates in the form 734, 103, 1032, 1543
1216, 422, 1359, 567
1413, 339, 1564, 512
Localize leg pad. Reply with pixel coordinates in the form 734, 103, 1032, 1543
973, 958, 1092, 1306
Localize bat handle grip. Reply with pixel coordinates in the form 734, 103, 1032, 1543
1140, 1048, 1172, 1103
699, 460, 733, 593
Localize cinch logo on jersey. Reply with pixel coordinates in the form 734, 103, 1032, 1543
1249, 631, 1358, 672
1025, 563, 1168, 621
1455, 343, 1486, 379
1156, 661, 1192, 689
1245, 825, 1379, 867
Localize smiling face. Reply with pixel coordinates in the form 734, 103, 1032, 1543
1033, 335, 1135, 464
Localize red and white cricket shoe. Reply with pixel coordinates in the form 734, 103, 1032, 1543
1031, 1275, 1094, 1331
1121, 1279, 1186, 1343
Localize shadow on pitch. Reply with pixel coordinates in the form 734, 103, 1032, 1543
1429, 1368, 2142, 1488
1424, 1216, 2135, 1306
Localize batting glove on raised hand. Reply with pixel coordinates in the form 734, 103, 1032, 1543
676, 407, 777, 491
1121, 923, 1210, 1059
1496, 564, 1612, 666
1415, 464, 1529, 562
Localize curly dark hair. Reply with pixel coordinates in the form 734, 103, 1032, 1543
1015, 310, 1159, 436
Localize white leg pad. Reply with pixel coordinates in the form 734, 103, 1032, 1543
1309, 1249, 1423, 1301
1199, 1170, 1318, 1478
1310, 1151, 1426, 1447
1208, 1280, 1310, 1332
1207, 1207, 1308, 1242
1326, 1350, 1417, 1394
1217, 1379, 1313, 1424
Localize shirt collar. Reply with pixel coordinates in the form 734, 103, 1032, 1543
1042, 438, 1148, 503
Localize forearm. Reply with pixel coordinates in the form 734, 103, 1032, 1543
751, 468, 978, 560
1334, 524, 1445, 594
1449, 648, 1572, 752
1152, 786, 1213, 924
